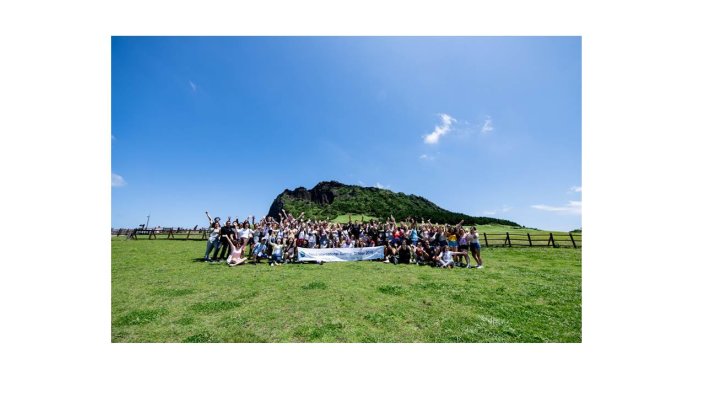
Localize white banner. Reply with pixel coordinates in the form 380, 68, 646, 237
297, 246, 385, 262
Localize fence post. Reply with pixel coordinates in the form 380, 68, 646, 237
569, 232, 577, 248
483, 232, 489, 247
505, 232, 512, 247
527, 233, 532, 247
549, 233, 555, 248
186, 229, 192, 240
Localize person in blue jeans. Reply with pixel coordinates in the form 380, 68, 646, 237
203, 211, 221, 262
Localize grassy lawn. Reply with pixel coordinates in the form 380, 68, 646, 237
112, 239, 581, 342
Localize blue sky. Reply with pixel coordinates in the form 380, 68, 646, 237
112, 36, 581, 231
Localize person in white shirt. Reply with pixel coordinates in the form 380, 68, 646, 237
468, 226, 484, 269
438, 246, 455, 268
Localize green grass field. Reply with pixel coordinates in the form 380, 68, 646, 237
112, 239, 581, 342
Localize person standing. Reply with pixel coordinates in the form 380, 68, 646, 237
468, 226, 484, 269
203, 211, 221, 262
216, 219, 235, 262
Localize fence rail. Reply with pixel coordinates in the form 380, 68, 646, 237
112, 228, 210, 240
112, 228, 581, 248
481, 232, 581, 248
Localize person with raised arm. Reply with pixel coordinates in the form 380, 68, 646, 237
223, 234, 247, 266
268, 237, 285, 266
203, 211, 221, 262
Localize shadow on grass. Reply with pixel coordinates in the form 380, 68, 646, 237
113, 308, 167, 326
293, 321, 345, 341
378, 285, 405, 295
191, 300, 243, 314
302, 281, 327, 290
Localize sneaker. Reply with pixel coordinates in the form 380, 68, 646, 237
476, 265, 484, 269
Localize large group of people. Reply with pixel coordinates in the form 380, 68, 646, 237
203, 210, 484, 269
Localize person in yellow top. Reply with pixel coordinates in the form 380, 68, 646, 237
447, 219, 463, 252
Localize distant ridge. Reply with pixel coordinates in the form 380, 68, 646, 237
267, 181, 520, 226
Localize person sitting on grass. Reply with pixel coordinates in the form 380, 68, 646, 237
398, 240, 412, 264
414, 241, 430, 265
385, 241, 399, 265
284, 238, 297, 263
251, 239, 269, 264
223, 234, 247, 266
437, 245, 455, 269
268, 237, 285, 266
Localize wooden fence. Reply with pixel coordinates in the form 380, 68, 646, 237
481, 232, 581, 248
112, 228, 210, 240
112, 228, 581, 248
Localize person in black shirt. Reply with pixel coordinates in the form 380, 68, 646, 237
398, 240, 411, 264
216, 219, 235, 261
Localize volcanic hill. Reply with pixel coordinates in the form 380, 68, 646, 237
267, 181, 519, 226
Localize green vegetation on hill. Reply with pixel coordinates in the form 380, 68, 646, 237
268, 181, 520, 226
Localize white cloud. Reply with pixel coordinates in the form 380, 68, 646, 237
375, 182, 390, 189
570, 186, 582, 193
189, 80, 197, 92
483, 205, 512, 216
531, 201, 581, 215
419, 154, 435, 160
423, 113, 456, 144
481, 117, 494, 134
112, 173, 127, 187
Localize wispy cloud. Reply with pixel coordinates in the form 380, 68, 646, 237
569, 186, 582, 193
189, 80, 197, 92
111, 134, 115, 140
531, 201, 581, 215
483, 205, 512, 216
419, 154, 435, 161
375, 182, 390, 190
423, 113, 456, 144
112, 173, 127, 187
481, 117, 494, 134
